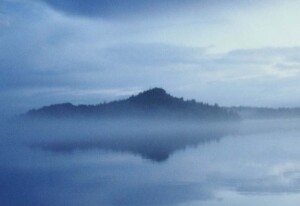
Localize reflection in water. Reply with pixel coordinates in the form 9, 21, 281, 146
33, 126, 229, 162
1, 118, 300, 206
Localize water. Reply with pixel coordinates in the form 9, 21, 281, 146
1, 118, 300, 206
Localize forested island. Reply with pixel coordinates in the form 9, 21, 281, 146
26, 88, 238, 121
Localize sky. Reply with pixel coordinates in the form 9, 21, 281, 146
2, 0, 300, 115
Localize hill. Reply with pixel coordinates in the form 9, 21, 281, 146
26, 88, 239, 121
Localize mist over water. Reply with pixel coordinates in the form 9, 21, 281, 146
1, 117, 300, 206
3, 0, 300, 205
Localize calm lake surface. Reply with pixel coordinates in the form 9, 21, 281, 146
1, 118, 300, 206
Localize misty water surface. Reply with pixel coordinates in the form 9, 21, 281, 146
1, 118, 300, 206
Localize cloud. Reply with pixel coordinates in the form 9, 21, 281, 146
40, 0, 201, 18
2, 0, 300, 115
39, 0, 274, 20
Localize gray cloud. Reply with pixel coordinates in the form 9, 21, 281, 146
39, 0, 273, 19
40, 0, 208, 18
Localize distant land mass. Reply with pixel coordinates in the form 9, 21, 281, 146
26, 88, 238, 121
228, 106, 300, 119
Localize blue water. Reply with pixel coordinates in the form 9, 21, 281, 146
1, 119, 300, 206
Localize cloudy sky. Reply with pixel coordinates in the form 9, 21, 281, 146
2, 0, 300, 115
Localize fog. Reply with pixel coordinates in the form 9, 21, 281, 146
7, 118, 236, 162
1, 117, 300, 205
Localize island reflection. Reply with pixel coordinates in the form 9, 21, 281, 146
28, 119, 236, 162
